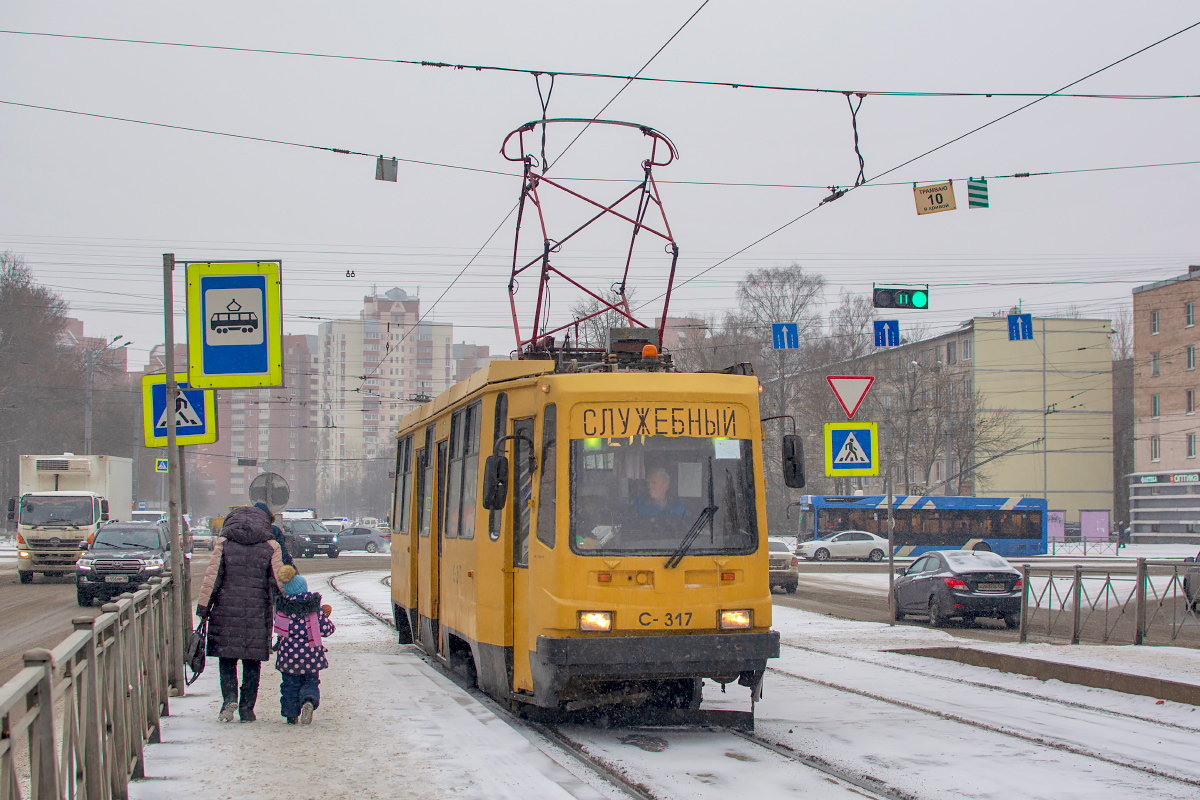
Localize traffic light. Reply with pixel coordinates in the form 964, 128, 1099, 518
873, 286, 929, 310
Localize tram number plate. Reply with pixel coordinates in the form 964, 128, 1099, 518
637, 611, 693, 628
105, 576, 129, 583
977, 582, 1005, 592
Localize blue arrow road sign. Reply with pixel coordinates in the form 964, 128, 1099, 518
1008, 313, 1033, 341
874, 320, 900, 347
772, 322, 800, 350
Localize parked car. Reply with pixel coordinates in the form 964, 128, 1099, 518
76, 521, 172, 606
893, 549, 1023, 628
1183, 551, 1200, 610
768, 538, 799, 593
280, 519, 339, 558
797, 530, 889, 562
336, 526, 390, 553
190, 527, 215, 551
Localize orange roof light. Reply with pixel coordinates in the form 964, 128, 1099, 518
642, 344, 658, 359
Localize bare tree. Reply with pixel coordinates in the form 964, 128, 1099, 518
827, 290, 876, 362
567, 288, 639, 349
1111, 304, 1133, 360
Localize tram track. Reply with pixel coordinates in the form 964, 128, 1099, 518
763, 662, 1200, 791
327, 570, 899, 800
781, 639, 1200, 735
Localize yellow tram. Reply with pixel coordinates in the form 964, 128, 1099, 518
388, 353, 802, 717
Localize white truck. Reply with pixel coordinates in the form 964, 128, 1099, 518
7, 454, 134, 584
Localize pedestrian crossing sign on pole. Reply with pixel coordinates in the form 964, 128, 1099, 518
824, 422, 879, 477
155, 459, 169, 473
968, 177, 989, 209
141, 372, 219, 447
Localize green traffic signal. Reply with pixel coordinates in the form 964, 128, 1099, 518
873, 287, 930, 310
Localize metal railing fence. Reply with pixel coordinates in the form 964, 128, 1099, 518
0, 577, 176, 800
1018, 559, 1200, 646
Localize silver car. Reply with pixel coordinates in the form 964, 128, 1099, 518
797, 530, 889, 562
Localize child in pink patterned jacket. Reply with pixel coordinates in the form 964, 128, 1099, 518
273, 566, 335, 725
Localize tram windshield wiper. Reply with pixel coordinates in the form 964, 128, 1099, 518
663, 505, 718, 569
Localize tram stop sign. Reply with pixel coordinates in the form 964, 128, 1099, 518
248, 472, 290, 513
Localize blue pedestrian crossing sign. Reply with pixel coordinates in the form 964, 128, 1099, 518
873, 320, 900, 347
185, 261, 283, 388
824, 422, 879, 477
1008, 313, 1033, 341
155, 459, 169, 473
772, 322, 800, 349
141, 372, 219, 447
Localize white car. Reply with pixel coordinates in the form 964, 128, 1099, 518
797, 530, 889, 562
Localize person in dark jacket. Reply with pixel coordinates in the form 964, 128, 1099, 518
273, 565, 335, 725
195, 505, 287, 723
253, 502, 294, 566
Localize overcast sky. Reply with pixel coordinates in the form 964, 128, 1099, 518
3, 1, 1198, 368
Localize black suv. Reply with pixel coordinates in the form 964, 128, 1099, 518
281, 519, 339, 559
76, 522, 172, 606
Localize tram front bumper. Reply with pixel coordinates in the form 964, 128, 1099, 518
531, 631, 780, 707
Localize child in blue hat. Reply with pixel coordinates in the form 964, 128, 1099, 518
272, 565, 335, 724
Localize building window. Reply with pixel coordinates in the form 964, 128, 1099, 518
1151, 436, 1161, 461
1189, 434, 1197, 459
1189, 346, 1196, 371
1151, 310, 1160, 334
962, 338, 972, 361
1188, 302, 1195, 328
946, 341, 957, 364
1152, 394, 1160, 418
1152, 352, 1160, 377
1189, 390, 1196, 415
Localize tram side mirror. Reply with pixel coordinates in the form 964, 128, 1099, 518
6, 498, 14, 521
481, 454, 510, 511
782, 435, 805, 489
100, 499, 110, 521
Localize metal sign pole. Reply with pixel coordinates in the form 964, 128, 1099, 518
163, 253, 185, 694
886, 437, 896, 626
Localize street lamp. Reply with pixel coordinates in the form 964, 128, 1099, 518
84, 335, 131, 455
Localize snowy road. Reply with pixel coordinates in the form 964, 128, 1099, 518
128, 570, 1200, 800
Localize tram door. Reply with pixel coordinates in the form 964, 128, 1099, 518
510, 418, 534, 692
415, 424, 438, 654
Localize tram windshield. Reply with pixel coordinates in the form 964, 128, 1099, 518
568, 435, 758, 556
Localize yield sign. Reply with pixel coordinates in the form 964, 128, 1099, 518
827, 375, 875, 420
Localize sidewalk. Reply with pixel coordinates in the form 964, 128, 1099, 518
130, 573, 611, 800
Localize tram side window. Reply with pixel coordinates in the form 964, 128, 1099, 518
446, 400, 481, 540
417, 425, 435, 538
393, 435, 413, 535
488, 393, 508, 541
444, 408, 466, 539
513, 419, 534, 567
535, 405, 557, 549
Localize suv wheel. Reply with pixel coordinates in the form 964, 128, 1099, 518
18, 571, 33, 584
77, 588, 92, 607
328, 549, 339, 559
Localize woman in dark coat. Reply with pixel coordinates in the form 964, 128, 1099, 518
195, 505, 286, 722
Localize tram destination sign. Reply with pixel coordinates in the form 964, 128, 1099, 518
185, 260, 283, 389
573, 403, 746, 439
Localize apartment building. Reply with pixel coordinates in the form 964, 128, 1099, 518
316, 289, 454, 512
177, 335, 318, 515
824, 316, 1114, 528
1130, 267, 1200, 542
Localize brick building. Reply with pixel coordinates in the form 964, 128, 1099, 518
1129, 267, 1200, 542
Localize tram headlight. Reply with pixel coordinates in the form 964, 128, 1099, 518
578, 611, 613, 632
719, 609, 753, 630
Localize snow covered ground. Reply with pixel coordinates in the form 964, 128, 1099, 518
129, 570, 1200, 800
